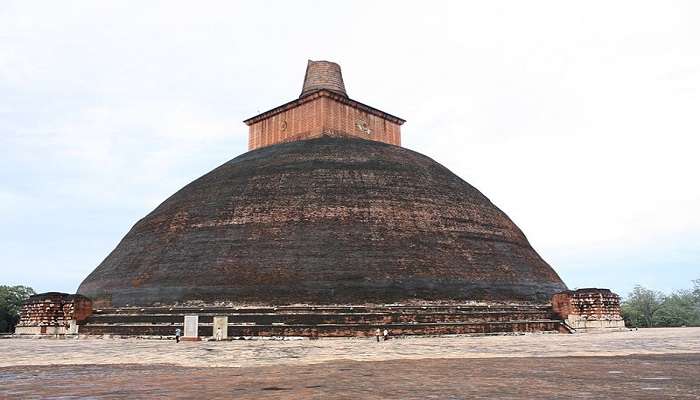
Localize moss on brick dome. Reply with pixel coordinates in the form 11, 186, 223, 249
78, 137, 567, 307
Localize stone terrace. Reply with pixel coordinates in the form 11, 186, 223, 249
78, 303, 565, 337
3, 327, 699, 369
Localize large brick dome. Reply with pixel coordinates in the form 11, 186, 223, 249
77, 137, 566, 307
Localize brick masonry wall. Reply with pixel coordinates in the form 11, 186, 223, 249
551, 288, 624, 329
17, 292, 93, 330
300, 61, 346, 97
77, 137, 567, 307
248, 92, 401, 150
80, 320, 564, 337
78, 304, 562, 337
323, 97, 401, 146
248, 96, 323, 150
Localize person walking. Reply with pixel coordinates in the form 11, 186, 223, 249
215, 327, 222, 341
383, 328, 389, 341
375, 328, 381, 342
175, 328, 181, 343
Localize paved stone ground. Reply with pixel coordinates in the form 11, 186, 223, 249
2, 355, 699, 399
1, 328, 699, 399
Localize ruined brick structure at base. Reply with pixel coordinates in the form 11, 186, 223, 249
551, 288, 625, 331
14, 292, 92, 335
18, 290, 625, 338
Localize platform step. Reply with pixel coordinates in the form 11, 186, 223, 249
79, 320, 564, 337
85, 310, 553, 325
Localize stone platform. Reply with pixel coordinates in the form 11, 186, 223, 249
78, 303, 568, 337
16, 289, 624, 338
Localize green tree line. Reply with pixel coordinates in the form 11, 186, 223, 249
0, 285, 36, 332
622, 279, 700, 328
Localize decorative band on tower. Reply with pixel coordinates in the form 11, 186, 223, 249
244, 60, 405, 150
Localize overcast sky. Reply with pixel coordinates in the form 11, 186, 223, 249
1, 1, 698, 297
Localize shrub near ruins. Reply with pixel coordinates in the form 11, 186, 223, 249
0, 285, 35, 332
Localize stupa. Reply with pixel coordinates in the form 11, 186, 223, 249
19, 61, 625, 338
77, 60, 566, 307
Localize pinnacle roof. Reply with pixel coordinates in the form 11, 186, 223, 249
243, 89, 405, 125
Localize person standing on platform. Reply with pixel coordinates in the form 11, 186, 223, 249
215, 327, 222, 341
383, 328, 389, 341
175, 328, 181, 343
375, 328, 381, 342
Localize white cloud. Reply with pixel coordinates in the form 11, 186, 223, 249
1, 0, 698, 293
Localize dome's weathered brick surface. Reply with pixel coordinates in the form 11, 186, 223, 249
77, 137, 566, 307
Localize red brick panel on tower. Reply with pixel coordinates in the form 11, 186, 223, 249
246, 91, 403, 151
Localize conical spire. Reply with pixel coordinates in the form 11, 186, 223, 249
300, 60, 347, 98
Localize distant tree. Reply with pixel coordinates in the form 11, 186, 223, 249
654, 290, 700, 327
0, 285, 36, 332
621, 285, 665, 328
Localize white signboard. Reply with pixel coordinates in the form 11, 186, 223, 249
184, 315, 199, 338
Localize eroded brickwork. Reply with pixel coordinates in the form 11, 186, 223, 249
77, 137, 567, 307
16, 292, 92, 334
300, 60, 347, 97
78, 303, 564, 337
551, 288, 624, 330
